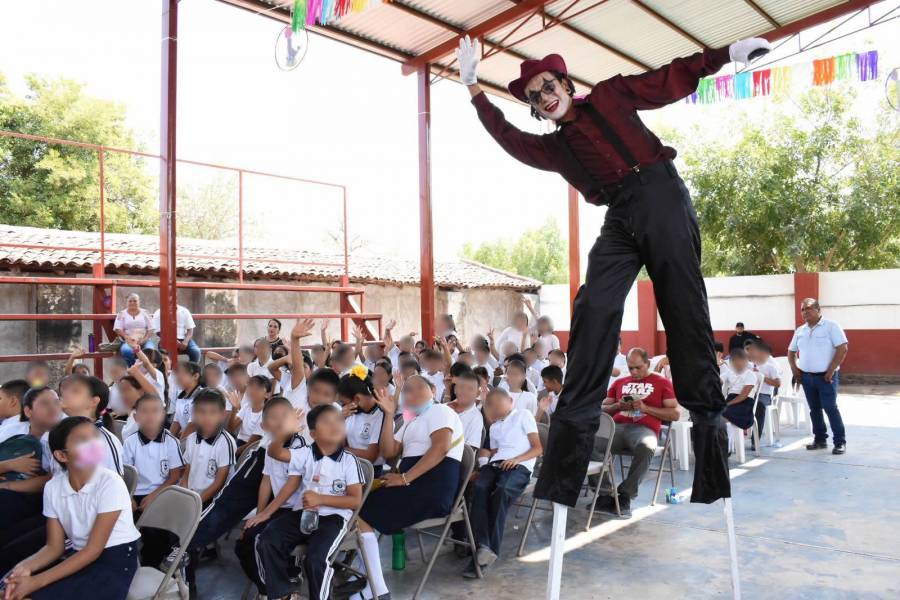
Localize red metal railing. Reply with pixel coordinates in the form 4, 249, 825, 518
0, 130, 380, 375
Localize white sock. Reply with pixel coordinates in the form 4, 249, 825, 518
359, 531, 389, 597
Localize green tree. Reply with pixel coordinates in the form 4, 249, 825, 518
462, 217, 568, 283
0, 74, 156, 233
680, 86, 899, 275
176, 175, 239, 240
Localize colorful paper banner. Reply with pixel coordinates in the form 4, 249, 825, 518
686, 50, 879, 104
291, 0, 390, 31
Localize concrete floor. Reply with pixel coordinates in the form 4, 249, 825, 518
196, 386, 900, 599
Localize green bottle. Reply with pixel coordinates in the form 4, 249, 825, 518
391, 532, 406, 570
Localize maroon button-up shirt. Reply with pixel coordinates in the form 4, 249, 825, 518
471, 46, 731, 205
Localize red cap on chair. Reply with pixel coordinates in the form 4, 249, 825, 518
507, 54, 568, 102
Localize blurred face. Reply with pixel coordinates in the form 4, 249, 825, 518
538, 317, 552, 334
72, 364, 90, 376
255, 340, 271, 362
119, 381, 142, 409
0, 390, 19, 417
626, 354, 650, 379
373, 365, 391, 388
542, 377, 562, 394
247, 381, 268, 404
267, 320, 281, 338
204, 368, 222, 389
549, 353, 565, 368
401, 364, 419, 379
263, 403, 294, 436
425, 356, 441, 373
176, 366, 199, 390
534, 339, 547, 359
308, 381, 337, 408
126, 296, 140, 312
458, 353, 474, 367
109, 363, 127, 382
513, 313, 529, 330
365, 344, 383, 362
60, 380, 99, 418
525, 72, 572, 121
506, 365, 526, 390
193, 401, 225, 436
398, 336, 414, 353
454, 378, 478, 405
26, 365, 50, 388
485, 392, 513, 421
135, 397, 165, 432
26, 389, 61, 429
228, 370, 249, 391
311, 409, 346, 446
53, 422, 101, 471
237, 348, 254, 364
731, 355, 748, 372
524, 351, 536, 366
501, 342, 517, 358
402, 377, 434, 411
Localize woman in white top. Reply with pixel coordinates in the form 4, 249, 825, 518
503, 360, 538, 415
113, 293, 155, 367
5, 416, 140, 600
355, 375, 464, 600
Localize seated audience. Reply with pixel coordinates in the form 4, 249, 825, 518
448, 371, 485, 451
169, 361, 204, 440
0, 379, 30, 443
228, 375, 270, 454
747, 340, 781, 446
722, 348, 758, 431
502, 360, 538, 415
537, 365, 564, 422
257, 405, 363, 600
339, 367, 386, 476
59, 375, 123, 476
468, 387, 542, 576
178, 389, 234, 506
114, 293, 155, 366
151, 303, 200, 363
247, 337, 274, 380
5, 416, 141, 600
595, 348, 680, 517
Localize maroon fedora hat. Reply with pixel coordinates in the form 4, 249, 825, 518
507, 53, 568, 102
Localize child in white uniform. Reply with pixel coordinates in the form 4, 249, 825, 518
57, 375, 123, 476
179, 389, 235, 507
338, 367, 386, 477
5, 416, 140, 600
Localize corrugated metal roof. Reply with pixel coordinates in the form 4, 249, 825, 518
222, 0, 879, 102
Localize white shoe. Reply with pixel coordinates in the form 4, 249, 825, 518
476, 546, 497, 568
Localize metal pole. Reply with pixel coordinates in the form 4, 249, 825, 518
417, 64, 435, 344
158, 0, 179, 358
99, 151, 106, 273
546, 503, 568, 600
567, 185, 580, 316
238, 170, 244, 284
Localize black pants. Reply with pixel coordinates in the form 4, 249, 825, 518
256, 511, 346, 600
234, 507, 293, 594
536, 161, 727, 506
0, 515, 46, 576
186, 445, 266, 584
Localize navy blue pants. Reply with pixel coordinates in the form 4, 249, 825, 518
470, 464, 530, 555
234, 507, 293, 594
801, 372, 846, 445
0, 490, 41, 530
31, 541, 138, 600
723, 393, 754, 430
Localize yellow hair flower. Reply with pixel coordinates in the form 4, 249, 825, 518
350, 364, 368, 381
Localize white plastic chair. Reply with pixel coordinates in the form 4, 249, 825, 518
127, 486, 203, 600
774, 356, 811, 432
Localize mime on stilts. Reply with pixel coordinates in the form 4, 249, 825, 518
457, 35, 771, 593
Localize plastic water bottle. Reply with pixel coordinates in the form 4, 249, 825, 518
391, 533, 406, 570
299, 509, 319, 534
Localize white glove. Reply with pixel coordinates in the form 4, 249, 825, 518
729, 37, 771, 66
456, 35, 481, 86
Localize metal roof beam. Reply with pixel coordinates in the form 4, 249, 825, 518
741, 0, 780, 28
758, 0, 883, 42
540, 10, 652, 71
629, 0, 708, 49
401, 0, 558, 75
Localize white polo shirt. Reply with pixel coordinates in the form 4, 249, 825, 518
0, 417, 29, 444
113, 309, 153, 340
394, 403, 464, 462
108, 383, 127, 415
755, 358, 781, 396
288, 444, 364, 521
489, 408, 539, 473
183, 430, 235, 493
456, 404, 484, 448
722, 368, 757, 397
263, 433, 307, 509
123, 429, 185, 496
247, 359, 274, 380
151, 305, 196, 340
282, 378, 308, 411
236, 404, 264, 442
788, 318, 848, 373
173, 385, 202, 430
346, 407, 385, 466
43, 466, 140, 550
422, 371, 445, 403
508, 390, 538, 416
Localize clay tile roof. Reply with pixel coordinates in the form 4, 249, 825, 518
0, 225, 540, 291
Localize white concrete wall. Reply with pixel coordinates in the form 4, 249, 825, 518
820, 269, 900, 329
539, 282, 639, 332
669, 274, 796, 331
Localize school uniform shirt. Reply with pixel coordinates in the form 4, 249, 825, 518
345, 407, 385, 466
422, 371, 445, 404
247, 359, 274, 380
539, 332, 561, 352
496, 326, 526, 360
183, 429, 236, 493
394, 403, 465, 462
788, 318, 848, 373
489, 408, 539, 473
0, 416, 29, 444
262, 433, 307, 509
108, 383, 127, 415
282, 377, 308, 411
475, 356, 499, 377
611, 352, 628, 383
43, 466, 141, 550
287, 443, 364, 521
723, 368, 757, 397
173, 385, 202, 430
508, 390, 538, 416
526, 365, 544, 391
236, 404, 264, 442
121, 412, 138, 440
755, 358, 781, 396
122, 428, 185, 496
456, 404, 484, 448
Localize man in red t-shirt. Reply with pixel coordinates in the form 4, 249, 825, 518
591, 348, 681, 516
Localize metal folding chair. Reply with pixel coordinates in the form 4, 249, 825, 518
110, 418, 126, 443
127, 486, 203, 600
616, 422, 676, 506
584, 413, 620, 528
289, 457, 377, 600
407, 445, 481, 599
123, 464, 139, 496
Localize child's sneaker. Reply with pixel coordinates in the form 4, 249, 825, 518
475, 546, 497, 568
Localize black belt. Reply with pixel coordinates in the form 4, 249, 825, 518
801, 371, 827, 377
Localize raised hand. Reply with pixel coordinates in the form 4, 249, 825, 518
291, 318, 315, 340
729, 37, 771, 66
385, 319, 396, 331
225, 389, 242, 412
373, 386, 398, 415
456, 35, 481, 86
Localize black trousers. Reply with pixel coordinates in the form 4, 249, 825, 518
133, 494, 178, 568
255, 511, 346, 600
535, 161, 727, 507
234, 507, 293, 594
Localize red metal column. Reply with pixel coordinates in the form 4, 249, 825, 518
793, 272, 820, 327
637, 280, 658, 356
158, 0, 179, 358
417, 65, 435, 344
567, 185, 580, 314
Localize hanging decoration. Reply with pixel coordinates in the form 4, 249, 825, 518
275, 25, 309, 70
288, 0, 390, 32
686, 49, 880, 104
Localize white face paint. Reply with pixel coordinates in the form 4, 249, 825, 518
524, 71, 572, 121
